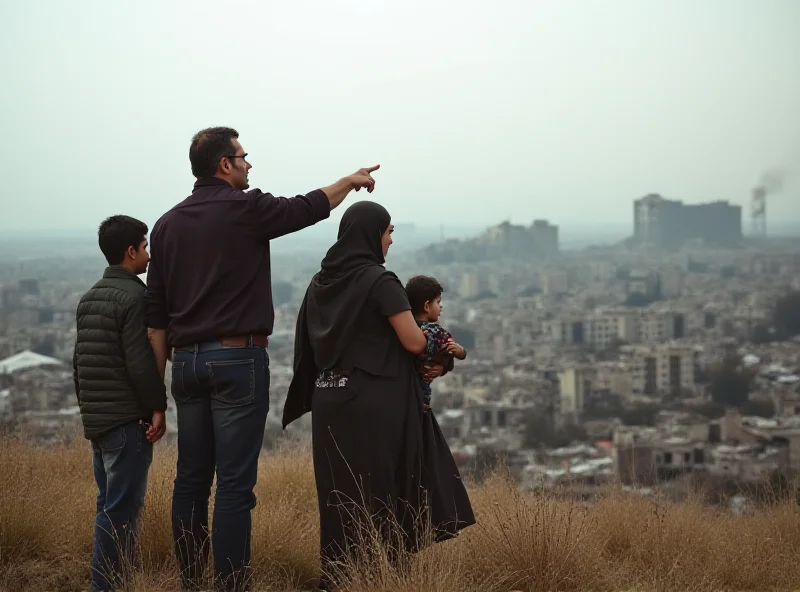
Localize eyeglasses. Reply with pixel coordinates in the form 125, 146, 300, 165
224, 153, 248, 160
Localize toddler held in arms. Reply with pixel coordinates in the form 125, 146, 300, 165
405, 275, 467, 410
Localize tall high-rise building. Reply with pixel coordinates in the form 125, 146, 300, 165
482, 219, 560, 258
633, 194, 742, 249
559, 367, 593, 422
530, 219, 559, 257
630, 344, 696, 397
18, 279, 39, 295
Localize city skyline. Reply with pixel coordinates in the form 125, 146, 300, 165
3, 200, 799, 244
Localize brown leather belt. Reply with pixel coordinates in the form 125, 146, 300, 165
174, 334, 269, 352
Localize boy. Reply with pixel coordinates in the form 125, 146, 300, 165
73, 215, 167, 592
405, 275, 467, 410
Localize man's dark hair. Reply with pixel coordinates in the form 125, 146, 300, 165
405, 275, 444, 315
189, 127, 239, 178
98, 215, 148, 265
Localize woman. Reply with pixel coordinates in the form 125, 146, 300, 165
282, 201, 475, 589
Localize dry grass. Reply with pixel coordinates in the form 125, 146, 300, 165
2, 430, 800, 592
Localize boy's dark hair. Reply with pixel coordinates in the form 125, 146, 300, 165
98, 215, 148, 265
405, 275, 443, 315
189, 127, 239, 178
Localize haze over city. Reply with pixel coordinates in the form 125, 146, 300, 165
1, 0, 798, 236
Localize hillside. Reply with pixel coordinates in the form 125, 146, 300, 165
2, 431, 800, 591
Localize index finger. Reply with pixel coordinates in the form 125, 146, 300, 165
365, 164, 380, 173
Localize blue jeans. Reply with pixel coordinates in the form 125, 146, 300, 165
91, 421, 153, 592
170, 343, 270, 591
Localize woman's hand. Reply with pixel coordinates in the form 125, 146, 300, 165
421, 363, 445, 382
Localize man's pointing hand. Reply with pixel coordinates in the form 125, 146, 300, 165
349, 164, 380, 193
322, 165, 381, 210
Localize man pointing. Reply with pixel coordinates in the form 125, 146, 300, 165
144, 126, 378, 591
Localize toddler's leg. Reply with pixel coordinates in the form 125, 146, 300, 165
421, 380, 432, 409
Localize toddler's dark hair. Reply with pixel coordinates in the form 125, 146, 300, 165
405, 275, 443, 315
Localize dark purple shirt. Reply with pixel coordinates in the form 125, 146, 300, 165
144, 177, 330, 347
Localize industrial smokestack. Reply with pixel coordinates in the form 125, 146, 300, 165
750, 167, 789, 238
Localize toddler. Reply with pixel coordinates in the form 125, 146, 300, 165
405, 275, 467, 410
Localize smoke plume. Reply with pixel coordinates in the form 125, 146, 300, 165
752, 167, 788, 200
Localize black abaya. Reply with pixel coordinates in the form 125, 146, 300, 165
282, 201, 475, 583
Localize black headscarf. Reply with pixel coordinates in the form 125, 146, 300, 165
307, 200, 392, 370
283, 201, 393, 428
317, 200, 391, 284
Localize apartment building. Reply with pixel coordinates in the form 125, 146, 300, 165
558, 367, 593, 421
542, 270, 570, 296
627, 270, 659, 298
628, 343, 697, 397
593, 361, 635, 400
541, 308, 686, 348
659, 266, 684, 298
460, 272, 484, 299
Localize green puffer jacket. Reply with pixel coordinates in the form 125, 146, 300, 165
73, 266, 167, 440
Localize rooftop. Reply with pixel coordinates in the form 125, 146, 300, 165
0, 350, 63, 375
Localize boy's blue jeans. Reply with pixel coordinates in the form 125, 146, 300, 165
90, 421, 153, 592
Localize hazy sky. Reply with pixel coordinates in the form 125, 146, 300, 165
1, 0, 798, 234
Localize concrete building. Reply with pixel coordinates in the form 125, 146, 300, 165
707, 444, 785, 482
541, 314, 584, 346
637, 313, 671, 343
658, 266, 684, 298
18, 279, 40, 296
488, 271, 517, 297
559, 367, 593, 421
611, 424, 709, 485
530, 219, 559, 258
628, 343, 697, 397
542, 270, 569, 296
583, 312, 637, 348
480, 219, 560, 260
541, 308, 683, 349
638, 309, 687, 342
627, 270, 659, 298
460, 272, 484, 299
437, 402, 530, 444
633, 194, 742, 249
594, 362, 635, 400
